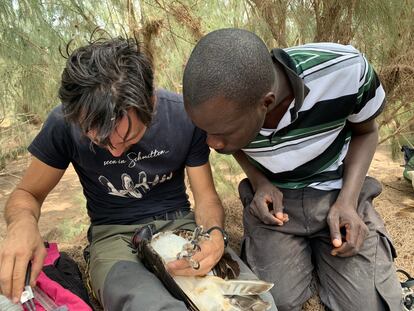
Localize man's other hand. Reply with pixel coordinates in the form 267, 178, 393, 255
250, 180, 289, 226
327, 201, 369, 257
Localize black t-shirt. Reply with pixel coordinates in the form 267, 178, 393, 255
28, 89, 210, 225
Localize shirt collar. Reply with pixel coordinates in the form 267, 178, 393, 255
270, 48, 309, 120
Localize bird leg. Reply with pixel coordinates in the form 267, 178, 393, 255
176, 226, 209, 269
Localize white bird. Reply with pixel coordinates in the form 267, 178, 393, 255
133, 226, 274, 311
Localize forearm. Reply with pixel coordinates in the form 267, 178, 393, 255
194, 196, 224, 230
1, 188, 45, 301
186, 162, 226, 235
1, 158, 61, 300
5, 188, 41, 226
233, 151, 269, 191
338, 123, 378, 206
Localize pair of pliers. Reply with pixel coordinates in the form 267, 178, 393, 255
20, 262, 36, 311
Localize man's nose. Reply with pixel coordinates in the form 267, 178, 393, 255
108, 146, 125, 157
206, 135, 225, 150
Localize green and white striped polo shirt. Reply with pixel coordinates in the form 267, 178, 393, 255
242, 43, 385, 190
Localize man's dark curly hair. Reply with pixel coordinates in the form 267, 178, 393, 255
58, 36, 154, 147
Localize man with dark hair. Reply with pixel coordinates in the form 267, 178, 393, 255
0, 37, 276, 310
183, 28, 402, 311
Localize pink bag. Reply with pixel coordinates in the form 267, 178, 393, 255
24, 243, 92, 311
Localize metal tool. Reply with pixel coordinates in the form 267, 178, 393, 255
399, 269, 414, 311
32, 286, 68, 311
20, 262, 35, 311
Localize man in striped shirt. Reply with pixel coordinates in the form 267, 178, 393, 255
183, 28, 402, 311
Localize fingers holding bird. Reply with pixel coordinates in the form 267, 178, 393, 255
167, 238, 223, 276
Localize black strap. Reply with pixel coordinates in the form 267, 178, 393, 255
206, 226, 229, 247
398, 269, 414, 288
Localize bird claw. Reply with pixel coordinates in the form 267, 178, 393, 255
190, 258, 200, 270
176, 226, 207, 267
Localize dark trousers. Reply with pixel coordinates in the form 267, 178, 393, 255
239, 176, 402, 311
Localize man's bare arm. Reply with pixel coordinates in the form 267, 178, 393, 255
328, 119, 378, 256
234, 151, 287, 225
167, 161, 225, 276
1, 157, 65, 302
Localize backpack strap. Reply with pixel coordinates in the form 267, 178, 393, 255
43, 242, 61, 266
398, 269, 414, 289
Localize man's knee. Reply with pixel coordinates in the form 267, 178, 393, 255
238, 178, 254, 208
272, 284, 313, 311
102, 261, 187, 311
108, 292, 186, 311
252, 255, 314, 311
316, 248, 402, 311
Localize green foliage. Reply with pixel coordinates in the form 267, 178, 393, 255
0, 0, 413, 169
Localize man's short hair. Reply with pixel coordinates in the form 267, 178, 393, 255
183, 28, 275, 110
59, 36, 154, 147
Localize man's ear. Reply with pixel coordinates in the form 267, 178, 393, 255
262, 92, 276, 112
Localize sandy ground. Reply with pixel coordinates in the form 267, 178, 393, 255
0, 145, 413, 310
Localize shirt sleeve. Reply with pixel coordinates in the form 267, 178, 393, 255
347, 55, 386, 123
185, 126, 210, 167
28, 106, 73, 169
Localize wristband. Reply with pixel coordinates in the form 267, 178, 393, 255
206, 226, 229, 248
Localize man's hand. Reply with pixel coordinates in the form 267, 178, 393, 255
250, 180, 289, 226
0, 216, 47, 303
327, 200, 368, 257
166, 232, 224, 276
